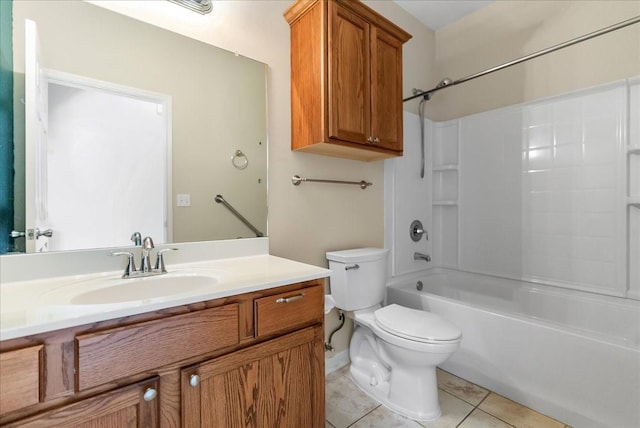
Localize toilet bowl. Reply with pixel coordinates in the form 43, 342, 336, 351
326, 248, 462, 421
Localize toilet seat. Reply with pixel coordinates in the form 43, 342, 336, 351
353, 307, 461, 354
374, 304, 462, 343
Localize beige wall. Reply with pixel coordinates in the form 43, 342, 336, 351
430, 0, 640, 121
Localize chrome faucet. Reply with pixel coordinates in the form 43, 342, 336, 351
140, 236, 155, 273
110, 236, 178, 278
130, 232, 142, 246
414, 252, 431, 262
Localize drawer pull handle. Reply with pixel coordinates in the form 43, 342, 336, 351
276, 294, 305, 304
190, 374, 200, 387
345, 264, 359, 271
143, 388, 157, 401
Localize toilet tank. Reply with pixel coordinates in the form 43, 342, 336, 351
326, 248, 389, 311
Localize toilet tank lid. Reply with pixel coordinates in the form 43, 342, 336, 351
326, 248, 389, 263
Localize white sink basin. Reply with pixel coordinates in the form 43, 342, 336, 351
70, 273, 217, 305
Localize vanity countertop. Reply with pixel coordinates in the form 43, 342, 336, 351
0, 254, 330, 341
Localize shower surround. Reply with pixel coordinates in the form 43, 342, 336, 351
384, 77, 640, 427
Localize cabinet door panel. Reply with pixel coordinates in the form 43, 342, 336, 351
183, 327, 323, 428
371, 27, 403, 152
328, 2, 370, 145
0, 345, 43, 415
2, 378, 158, 428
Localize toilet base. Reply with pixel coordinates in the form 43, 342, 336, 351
349, 363, 441, 422
348, 324, 444, 421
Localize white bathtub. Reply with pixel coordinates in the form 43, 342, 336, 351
386, 268, 640, 428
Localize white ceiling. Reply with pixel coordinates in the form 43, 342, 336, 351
393, 0, 494, 31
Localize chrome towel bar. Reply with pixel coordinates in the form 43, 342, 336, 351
291, 175, 372, 190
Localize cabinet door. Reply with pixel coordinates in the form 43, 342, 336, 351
0, 345, 43, 415
3, 378, 159, 428
370, 26, 404, 152
182, 326, 324, 428
328, 1, 370, 145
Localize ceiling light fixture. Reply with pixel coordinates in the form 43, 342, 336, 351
168, 0, 212, 15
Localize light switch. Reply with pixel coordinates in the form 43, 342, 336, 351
177, 194, 191, 207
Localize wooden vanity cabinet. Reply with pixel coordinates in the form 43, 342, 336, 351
0, 280, 325, 428
285, 0, 411, 161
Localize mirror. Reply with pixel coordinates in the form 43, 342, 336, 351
3, 0, 268, 254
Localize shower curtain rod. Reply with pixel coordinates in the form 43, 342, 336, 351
403, 15, 640, 102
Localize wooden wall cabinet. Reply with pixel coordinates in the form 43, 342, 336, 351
0, 280, 324, 427
285, 0, 411, 162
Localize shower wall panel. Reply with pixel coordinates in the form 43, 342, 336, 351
455, 81, 631, 297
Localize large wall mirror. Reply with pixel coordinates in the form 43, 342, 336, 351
3, 0, 268, 254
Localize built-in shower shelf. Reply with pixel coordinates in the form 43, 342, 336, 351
629, 197, 640, 207
433, 200, 458, 206
433, 164, 459, 171
628, 147, 640, 155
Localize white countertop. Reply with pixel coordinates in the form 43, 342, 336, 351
0, 254, 329, 341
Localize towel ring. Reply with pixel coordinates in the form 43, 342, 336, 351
231, 150, 248, 170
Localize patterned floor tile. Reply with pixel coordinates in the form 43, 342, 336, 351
458, 409, 514, 427
326, 366, 380, 428
417, 390, 474, 428
350, 406, 423, 428
436, 369, 489, 406
478, 393, 564, 428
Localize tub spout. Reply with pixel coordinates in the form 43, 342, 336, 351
414, 252, 431, 262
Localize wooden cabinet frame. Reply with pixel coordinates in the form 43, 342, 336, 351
0, 280, 325, 427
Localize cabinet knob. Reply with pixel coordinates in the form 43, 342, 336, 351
373, 137, 380, 144
190, 374, 200, 387
143, 388, 157, 402
367, 136, 374, 144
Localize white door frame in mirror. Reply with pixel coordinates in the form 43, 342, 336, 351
25, 62, 172, 252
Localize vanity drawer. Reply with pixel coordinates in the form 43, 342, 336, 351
255, 284, 323, 338
76, 304, 239, 391
0, 345, 43, 415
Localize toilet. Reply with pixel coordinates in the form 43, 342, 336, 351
326, 248, 462, 421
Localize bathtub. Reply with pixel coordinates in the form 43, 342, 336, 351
385, 268, 640, 428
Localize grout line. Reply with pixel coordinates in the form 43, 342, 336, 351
454, 406, 475, 427
476, 391, 491, 408
345, 404, 381, 428
455, 390, 489, 427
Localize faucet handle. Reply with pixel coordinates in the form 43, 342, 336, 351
110, 251, 137, 278
155, 248, 179, 273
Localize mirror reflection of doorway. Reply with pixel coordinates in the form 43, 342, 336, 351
44, 74, 171, 251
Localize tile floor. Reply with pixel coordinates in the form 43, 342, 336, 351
325, 366, 570, 428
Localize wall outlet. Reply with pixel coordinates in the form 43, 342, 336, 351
176, 194, 191, 207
